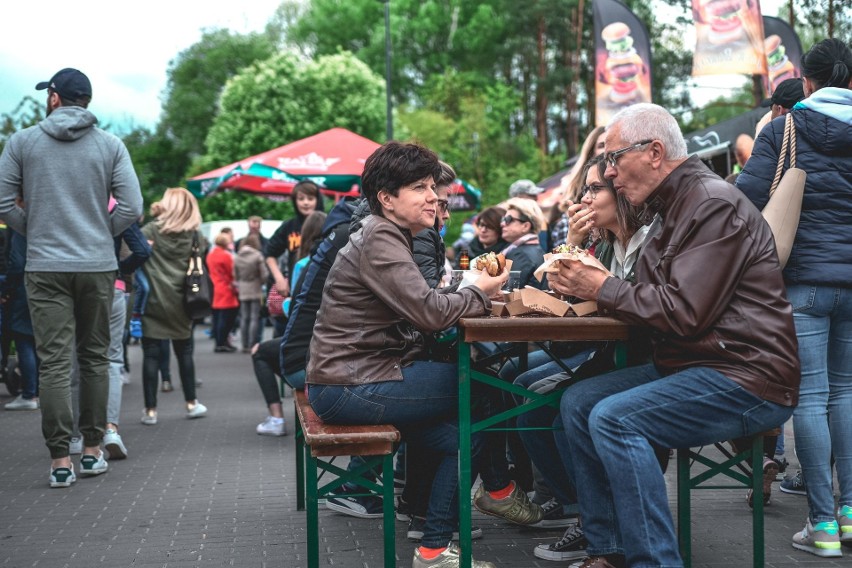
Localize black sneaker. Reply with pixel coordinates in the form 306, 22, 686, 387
325, 485, 384, 519
780, 470, 807, 496
534, 524, 587, 561
529, 498, 579, 529
406, 515, 483, 542
775, 456, 788, 480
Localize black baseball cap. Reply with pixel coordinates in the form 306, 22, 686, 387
760, 78, 804, 109
35, 68, 92, 100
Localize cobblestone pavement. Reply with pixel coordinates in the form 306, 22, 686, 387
0, 328, 849, 567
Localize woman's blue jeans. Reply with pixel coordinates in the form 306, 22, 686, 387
787, 284, 852, 524
561, 363, 793, 567
308, 361, 483, 549
13, 333, 39, 400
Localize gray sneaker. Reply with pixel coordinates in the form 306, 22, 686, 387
104, 428, 128, 460
69, 436, 83, 455
837, 505, 852, 543
792, 518, 842, 558
780, 470, 807, 496
473, 483, 543, 525
412, 542, 495, 568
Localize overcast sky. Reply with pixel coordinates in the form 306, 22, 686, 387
1, 0, 283, 133
2, 0, 789, 134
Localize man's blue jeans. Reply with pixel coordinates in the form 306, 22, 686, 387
308, 361, 483, 549
787, 284, 852, 525
560, 363, 793, 567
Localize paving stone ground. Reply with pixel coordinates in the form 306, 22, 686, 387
0, 327, 849, 567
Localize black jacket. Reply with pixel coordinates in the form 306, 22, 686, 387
280, 197, 360, 375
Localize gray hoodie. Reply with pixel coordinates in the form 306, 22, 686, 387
0, 106, 142, 272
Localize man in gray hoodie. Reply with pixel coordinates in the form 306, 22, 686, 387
0, 68, 143, 487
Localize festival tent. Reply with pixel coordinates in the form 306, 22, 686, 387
188, 127, 481, 210
187, 128, 380, 200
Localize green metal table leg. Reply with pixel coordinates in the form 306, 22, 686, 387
458, 338, 472, 568
383, 453, 396, 567
306, 450, 319, 568
296, 406, 305, 511
752, 435, 765, 568
676, 449, 692, 568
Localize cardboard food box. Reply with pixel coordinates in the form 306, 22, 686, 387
504, 287, 571, 317
492, 288, 598, 317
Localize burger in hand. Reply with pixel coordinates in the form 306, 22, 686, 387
474, 252, 506, 277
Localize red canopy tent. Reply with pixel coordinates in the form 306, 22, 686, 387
187, 128, 381, 200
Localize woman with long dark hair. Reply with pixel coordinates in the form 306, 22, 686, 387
737, 38, 852, 557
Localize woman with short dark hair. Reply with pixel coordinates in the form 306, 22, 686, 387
307, 142, 510, 567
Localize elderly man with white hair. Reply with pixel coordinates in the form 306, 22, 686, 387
547, 104, 800, 568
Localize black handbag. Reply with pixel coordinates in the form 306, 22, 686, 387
184, 232, 213, 320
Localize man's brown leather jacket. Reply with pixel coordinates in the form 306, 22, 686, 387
597, 156, 800, 406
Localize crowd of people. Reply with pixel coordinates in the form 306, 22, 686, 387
0, 36, 849, 568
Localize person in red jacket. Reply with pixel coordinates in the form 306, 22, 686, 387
206, 232, 239, 353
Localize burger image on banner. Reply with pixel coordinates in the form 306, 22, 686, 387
765, 34, 798, 89
601, 22, 645, 104
691, 0, 766, 77
592, 0, 653, 127
697, 0, 746, 45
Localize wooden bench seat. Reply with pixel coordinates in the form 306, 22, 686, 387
294, 389, 401, 568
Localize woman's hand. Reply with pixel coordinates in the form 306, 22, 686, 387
473, 267, 509, 298
566, 202, 594, 246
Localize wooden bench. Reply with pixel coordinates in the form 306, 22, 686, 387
676, 428, 781, 568
294, 389, 401, 568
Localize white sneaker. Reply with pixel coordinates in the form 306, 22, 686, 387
79, 450, 109, 476
120, 368, 131, 385
256, 416, 286, 436
141, 409, 158, 425
69, 436, 83, 455
5, 395, 38, 410
49, 464, 76, 488
187, 401, 207, 419
104, 428, 128, 460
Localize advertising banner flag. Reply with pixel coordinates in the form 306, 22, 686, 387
762, 16, 803, 93
593, 0, 653, 127
691, 0, 767, 76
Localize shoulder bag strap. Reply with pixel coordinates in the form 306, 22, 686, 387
188, 232, 203, 276
769, 113, 794, 197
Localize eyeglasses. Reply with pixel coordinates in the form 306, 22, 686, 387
437, 199, 449, 213
502, 214, 529, 225
581, 184, 607, 199
603, 139, 654, 168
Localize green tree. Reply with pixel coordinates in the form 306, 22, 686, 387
0, 96, 44, 155
160, 29, 276, 157
197, 51, 385, 174
122, 127, 192, 207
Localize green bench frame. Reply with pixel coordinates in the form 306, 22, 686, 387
294, 389, 400, 568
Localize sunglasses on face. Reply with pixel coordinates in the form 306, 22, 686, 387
603, 139, 654, 168
502, 214, 529, 226
437, 199, 449, 213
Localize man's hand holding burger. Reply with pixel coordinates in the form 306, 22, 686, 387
547, 258, 609, 301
